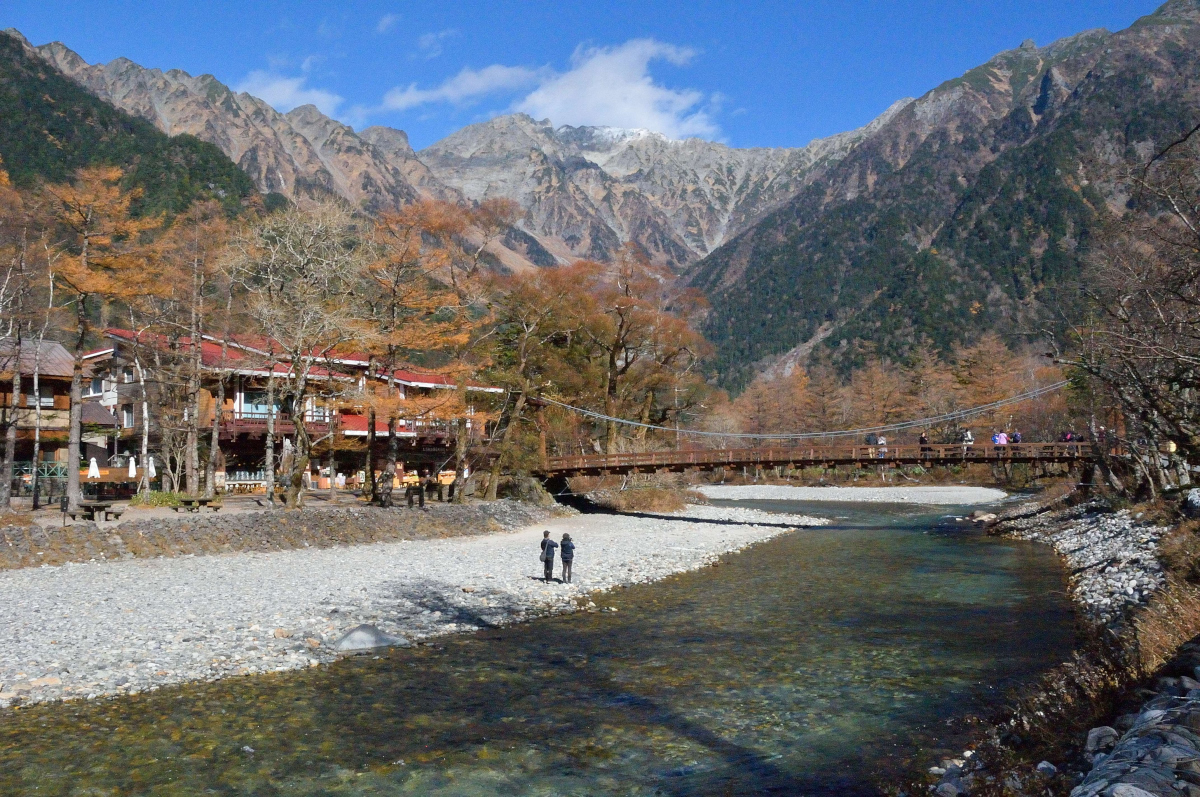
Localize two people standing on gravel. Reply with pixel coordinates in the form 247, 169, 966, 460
539, 531, 575, 583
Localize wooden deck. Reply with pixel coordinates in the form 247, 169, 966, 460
542, 442, 1094, 476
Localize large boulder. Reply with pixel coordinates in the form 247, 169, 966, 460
332, 624, 405, 653
1184, 489, 1200, 519
498, 477, 557, 507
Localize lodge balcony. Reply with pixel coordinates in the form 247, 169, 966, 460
216, 409, 459, 442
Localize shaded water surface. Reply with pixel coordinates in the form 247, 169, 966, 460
0, 501, 1075, 795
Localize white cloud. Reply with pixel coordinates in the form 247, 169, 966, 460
376, 13, 400, 34
373, 38, 717, 139
517, 39, 716, 139
414, 29, 457, 60
381, 64, 543, 111
235, 70, 344, 117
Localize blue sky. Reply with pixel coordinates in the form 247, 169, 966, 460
3, 1, 1162, 150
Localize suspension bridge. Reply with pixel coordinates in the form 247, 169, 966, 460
531, 381, 1097, 476
540, 442, 1094, 477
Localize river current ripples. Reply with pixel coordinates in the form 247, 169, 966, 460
0, 499, 1076, 796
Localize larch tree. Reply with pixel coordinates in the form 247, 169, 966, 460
44, 166, 159, 512
360, 201, 466, 506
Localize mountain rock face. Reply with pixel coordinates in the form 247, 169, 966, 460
0, 30, 253, 215
686, 0, 1200, 389
419, 107, 908, 267
26, 32, 893, 272
29, 38, 450, 212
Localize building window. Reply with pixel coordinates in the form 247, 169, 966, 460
84, 376, 104, 397
122, 405, 135, 429
25, 384, 54, 408
123, 367, 135, 384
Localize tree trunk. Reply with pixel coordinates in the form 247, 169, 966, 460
0, 327, 20, 508
30, 333, 43, 509
634, 390, 654, 447
284, 379, 310, 508
379, 416, 398, 507
327, 445, 336, 502
67, 294, 88, 513
185, 365, 200, 495
604, 352, 619, 454
362, 406, 377, 500
453, 416, 468, 503
485, 389, 527, 501
204, 375, 224, 499
131, 347, 151, 497
264, 368, 276, 506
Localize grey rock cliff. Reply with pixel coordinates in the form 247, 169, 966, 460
31, 40, 440, 212
420, 106, 909, 267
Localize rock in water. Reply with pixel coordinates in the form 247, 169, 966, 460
333, 624, 403, 653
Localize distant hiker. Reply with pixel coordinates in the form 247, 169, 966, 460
961, 429, 975, 456
877, 435, 888, 458
560, 533, 575, 584
865, 433, 878, 458
424, 471, 442, 502
997, 431, 1008, 446
407, 472, 426, 508
539, 530, 558, 582
1011, 430, 1022, 445
919, 431, 931, 456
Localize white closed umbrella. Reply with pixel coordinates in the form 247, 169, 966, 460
128, 456, 137, 478
148, 455, 156, 479
87, 457, 100, 479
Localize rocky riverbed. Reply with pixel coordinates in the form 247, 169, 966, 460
923, 497, 1178, 797
0, 502, 821, 708
1000, 501, 1168, 628
1069, 637, 1200, 797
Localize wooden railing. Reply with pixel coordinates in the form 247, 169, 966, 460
543, 442, 1096, 475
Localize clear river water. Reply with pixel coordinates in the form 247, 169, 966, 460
0, 499, 1076, 796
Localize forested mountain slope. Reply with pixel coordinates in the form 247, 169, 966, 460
686, 0, 1200, 390
23, 32, 454, 215
0, 30, 254, 215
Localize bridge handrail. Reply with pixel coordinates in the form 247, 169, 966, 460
544, 442, 1096, 473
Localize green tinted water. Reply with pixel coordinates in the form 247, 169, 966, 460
0, 501, 1075, 796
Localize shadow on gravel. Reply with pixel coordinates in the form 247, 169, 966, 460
610, 510, 809, 530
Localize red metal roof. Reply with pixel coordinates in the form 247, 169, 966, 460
104, 329, 501, 391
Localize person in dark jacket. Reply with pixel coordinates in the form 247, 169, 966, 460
539, 530, 558, 582
560, 533, 575, 584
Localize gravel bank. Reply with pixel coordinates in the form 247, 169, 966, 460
697, 484, 1008, 504
1000, 502, 1167, 628
0, 503, 822, 708
0, 501, 558, 570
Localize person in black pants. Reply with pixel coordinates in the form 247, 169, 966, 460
407, 472, 426, 508
539, 530, 558, 582
560, 533, 575, 583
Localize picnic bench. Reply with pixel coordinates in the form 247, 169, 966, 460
70, 501, 124, 522
173, 497, 221, 513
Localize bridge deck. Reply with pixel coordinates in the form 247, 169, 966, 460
543, 442, 1093, 476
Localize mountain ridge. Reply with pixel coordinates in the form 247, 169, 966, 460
684, 0, 1200, 389
14, 28, 902, 270
419, 102, 910, 266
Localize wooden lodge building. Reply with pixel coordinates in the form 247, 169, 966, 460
1, 337, 119, 498
82, 329, 502, 492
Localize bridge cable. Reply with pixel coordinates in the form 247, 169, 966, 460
535, 380, 1069, 441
